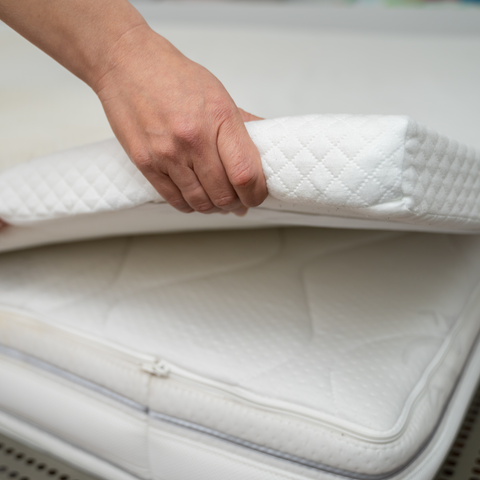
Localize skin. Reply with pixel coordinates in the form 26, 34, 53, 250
0, 0, 267, 225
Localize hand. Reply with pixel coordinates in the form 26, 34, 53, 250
93, 25, 267, 215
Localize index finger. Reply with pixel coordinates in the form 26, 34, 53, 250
216, 111, 267, 208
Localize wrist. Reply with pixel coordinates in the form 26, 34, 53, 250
87, 20, 150, 94
89, 23, 175, 96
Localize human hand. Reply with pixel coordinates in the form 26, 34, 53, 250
93, 25, 267, 216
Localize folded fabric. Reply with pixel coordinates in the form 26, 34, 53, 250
1, 114, 479, 252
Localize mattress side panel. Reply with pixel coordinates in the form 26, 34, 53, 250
0, 353, 150, 479
401, 121, 480, 229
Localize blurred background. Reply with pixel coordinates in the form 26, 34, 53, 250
1, 0, 479, 171
135, 0, 480, 6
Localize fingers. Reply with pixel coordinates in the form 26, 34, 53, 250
188, 108, 265, 214
133, 145, 249, 216
127, 107, 266, 216
134, 109, 263, 216
192, 142, 244, 212
167, 163, 222, 214
217, 111, 267, 208
141, 169, 194, 214
165, 150, 249, 217
96, 30, 265, 217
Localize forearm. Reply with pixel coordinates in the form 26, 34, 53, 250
0, 0, 267, 216
0, 0, 148, 89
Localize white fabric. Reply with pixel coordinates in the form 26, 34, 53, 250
1, 228, 480, 478
2, 6, 480, 480
2, 16, 480, 174
2, 337, 480, 480
1, 115, 480, 253
0, 355, 149, 479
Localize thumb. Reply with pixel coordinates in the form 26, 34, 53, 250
217, 111, 267, 208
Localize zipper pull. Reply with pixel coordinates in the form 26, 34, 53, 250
141, 360, 171, 378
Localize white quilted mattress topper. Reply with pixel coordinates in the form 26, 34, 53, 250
1, 114, 480, 252
2, 227, 480, 478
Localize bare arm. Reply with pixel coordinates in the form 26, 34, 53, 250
0, 0, 267, 215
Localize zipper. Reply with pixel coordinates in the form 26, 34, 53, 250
1, 309, 480, 480
1, 300, 478, 447
136, 283, 480, 446
138, 357, 407, 444
1, 343, 479, 480
132, 338, 480, 479
141, 359, 171, 378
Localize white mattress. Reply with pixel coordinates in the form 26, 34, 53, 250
1, 114, 480, 253
1, 227, 480, 480
2, 5, 480, 479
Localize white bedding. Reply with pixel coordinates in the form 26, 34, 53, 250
1, 114, 480, 253
2, 4, 480, 480
1, 228, 480, 480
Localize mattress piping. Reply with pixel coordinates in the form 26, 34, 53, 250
1, 329, 480, 480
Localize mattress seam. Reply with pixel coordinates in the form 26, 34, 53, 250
1, 327, 479, 480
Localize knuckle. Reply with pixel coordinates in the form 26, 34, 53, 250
230, 164, 257, 190
154, 140, 178, 163
183, 186, 212, 211
172, 118, 202, 146
195, 202, 215, 213
230, 163, 267, 207
210, 99, 236, 124
213, 194, 238, 209
181, 179, 202, 195
131, 140, 181, 173
131, 147, 153, 171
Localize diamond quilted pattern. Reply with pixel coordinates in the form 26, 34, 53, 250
1, 115, 480, 233
247, 115, 406, 210
403, 121, 480, 225
0, 139, 162, 223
